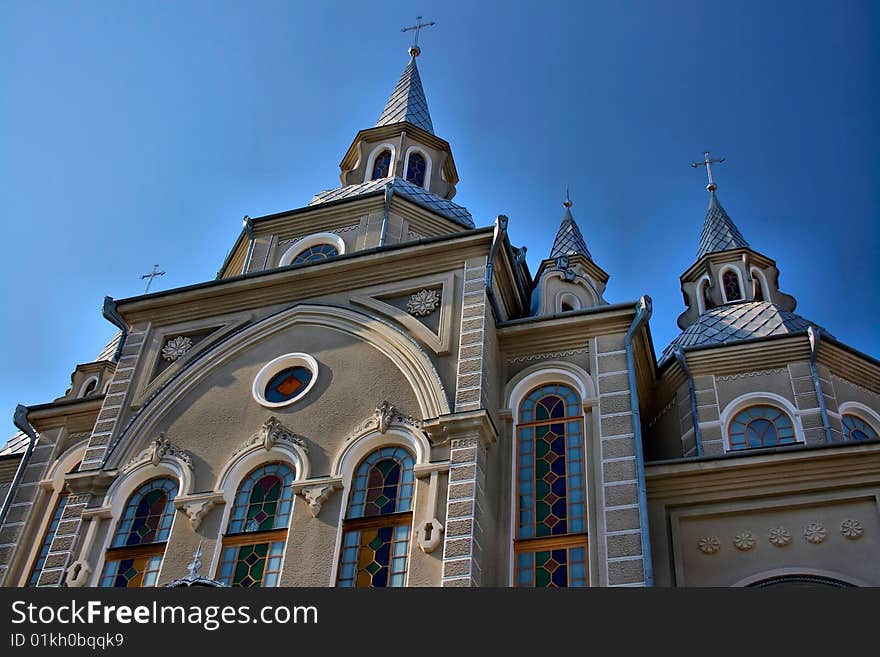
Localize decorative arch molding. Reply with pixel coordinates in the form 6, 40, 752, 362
719, 265, 745, 303
750, 267, 770, 301
278, 232, 346, 267
504, 361, 597, 412
540, 271, 600, 311
106, 303, 450, 470
838, 401, 880, 430
734, 567, 869, 588
402, 145, 433, 189
78, 375, 100, 398
696, 273, 713, 314
719, 391, 806, 451
365, 142, 397, 181
330, 404, 430, 477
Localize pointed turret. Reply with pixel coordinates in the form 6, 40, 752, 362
695, 192, 749, 259
531, 195, 609, 316
376, 55, 434, 134
672, 153, 798, 335
550, 200, 593, 260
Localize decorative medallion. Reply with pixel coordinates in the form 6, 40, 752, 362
232, 416, 308, 459
840, 519, 864, 540
733, 531, 756, 551
803, 522, 827, 544
768, 527, 792, 548
407, 289, 441, 317
698, 536, 721, 555
345, 401, 421, 441
161, 336, 193, 362
122, 433, 193, 473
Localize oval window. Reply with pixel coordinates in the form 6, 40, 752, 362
252, 353, 319, 408
264, 367, 313, 403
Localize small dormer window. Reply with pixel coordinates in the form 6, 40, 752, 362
405, 152, 427, 187
371, 149, 392, 180
722, 269, 742, 302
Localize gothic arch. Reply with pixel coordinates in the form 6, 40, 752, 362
106, 304, 449, 469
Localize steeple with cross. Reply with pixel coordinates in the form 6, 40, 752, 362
691, 151, 725, 192
401, 16, 436, 57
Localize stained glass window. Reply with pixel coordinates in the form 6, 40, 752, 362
291, 243, 339, 265
338, 447, 415, 587
371, 149, 392, 180
842, 414, 878, 442
515, 384, 588, 587
28, 493, 69, 587
101, 478, 178, 588
406, 152, 427, 187
728, 405, 797, 450
722, 270, 742, 301
218, 462, 295, 588
264, 367, 313, 404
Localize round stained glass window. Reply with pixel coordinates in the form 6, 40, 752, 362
252, 353, 318, 408
264, 366, 312, 403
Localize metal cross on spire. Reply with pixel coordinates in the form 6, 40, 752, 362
401, 15, 436, 57
691, 151, 726, 192
140, 264, 165, 293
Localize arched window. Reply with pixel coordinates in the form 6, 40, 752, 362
405, 152, 427, 187
752, 271, 765, 302
371, 149, 392, 180
82, 378, 98, 397
515, 384, 588, 587
337, 446, 415, 587
700, 280, 715, 310
291, 243, 339, 264
842, 414, 879, 442
217, 462, 295, 587
100, 478, 178, 587
722, 269, 742, 302
727, 405, 796, 450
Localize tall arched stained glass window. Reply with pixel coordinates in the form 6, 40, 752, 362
217, 462, 295, 588
727, 405, 797, 450
722, 270, 742, 301
405, 152, 427, 187
842, 414, 879, 442
100, 478, 178, 587
515, 384, 588, 587
371, 149, 392, 180
337, 446, 415, 587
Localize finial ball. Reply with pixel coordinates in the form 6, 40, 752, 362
409, 45, 421, 57
563, 200, 572, 208
707, 183, 717, 192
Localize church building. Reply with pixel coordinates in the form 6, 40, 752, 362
1, 40, 878, 588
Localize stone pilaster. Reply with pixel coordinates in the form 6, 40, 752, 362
80, 328, 147, 469
595, 334, 647, 586
35, 493, 90, 586
454, 258, 488, 412
423, 410, 497, 587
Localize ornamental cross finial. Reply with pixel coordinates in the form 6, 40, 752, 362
140, 263, 166, 293
401, 16, 436, 57
691, 151, 725, 192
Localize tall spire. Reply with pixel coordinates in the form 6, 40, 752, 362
550, 193, 593, 260
691, 152, 749, 259
695, 191, 750, 259
376, 20, 436, 134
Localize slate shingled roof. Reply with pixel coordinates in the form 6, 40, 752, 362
659, 301, 831, 365
376, 57, 434, 135
310, 176, 474, 228
696, 192, 749, 259
550, 207, 593, 260
0, 432, 28, 457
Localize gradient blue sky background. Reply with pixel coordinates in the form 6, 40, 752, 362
1, 1, 877, 439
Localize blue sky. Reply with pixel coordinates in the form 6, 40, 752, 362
1, 1, 877, 439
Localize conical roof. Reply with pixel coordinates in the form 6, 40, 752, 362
376, 57, 434, 134
696, 192, 749, 259
550, 206, 593, 260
